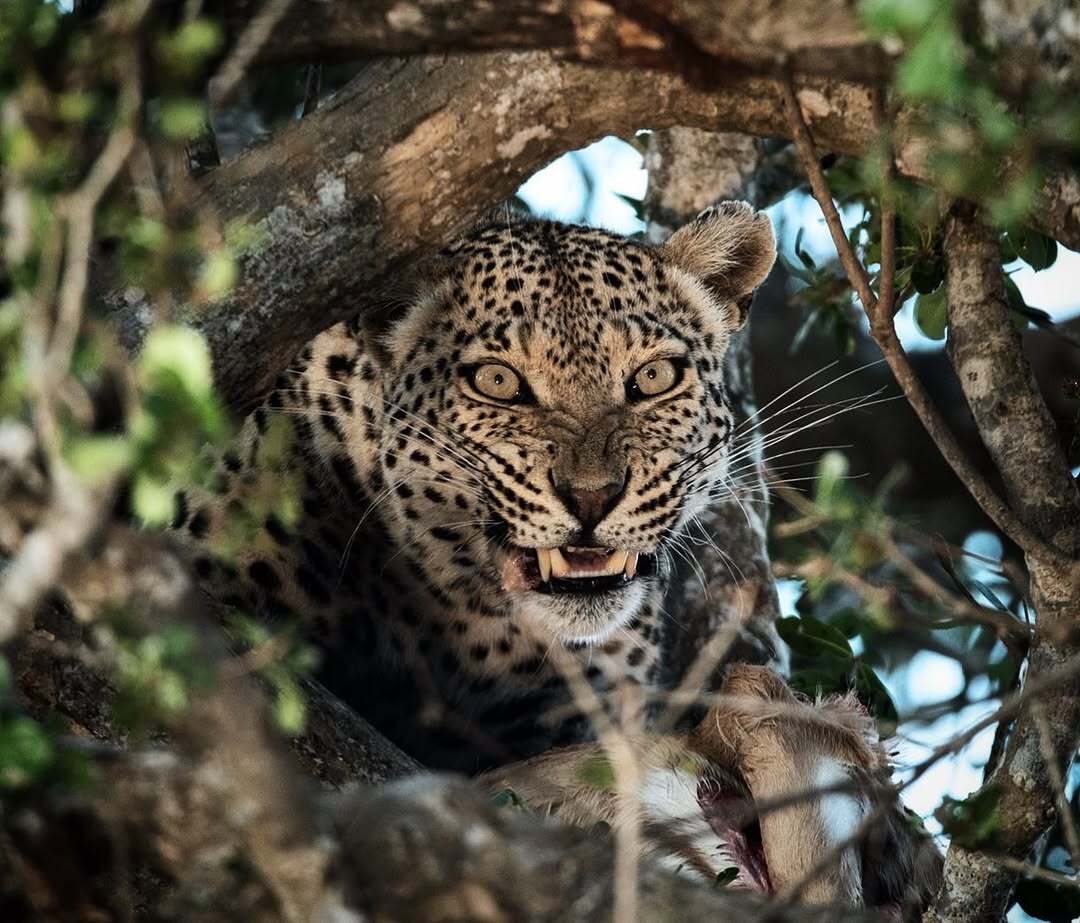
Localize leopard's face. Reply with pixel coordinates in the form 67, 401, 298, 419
377, 205, 775, 646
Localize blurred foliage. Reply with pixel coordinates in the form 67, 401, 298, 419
861, 0, 1080, 225
785, 0, 1077, 355
110, 619, 215, 734
772, 16, 1076, 913
0, 653, 93, 792
0, 0, 315, 787
0, 3, 1076, 916
226, 613, 319, 734
785, 156, 1065, 354
773, 451, 1026, 732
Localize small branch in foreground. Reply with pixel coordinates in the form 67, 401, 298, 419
1031, 704, 1080, 867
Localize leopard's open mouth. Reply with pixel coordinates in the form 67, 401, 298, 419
501, 545, 657, 595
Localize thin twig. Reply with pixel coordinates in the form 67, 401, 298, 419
879, 530, 1030, 650
872, 88, 897, 317
301, 63, 322, 117
0, 17, 145, 643
985, 853, 1080, 891
209, 0, 295, 107
542, 641, 642, 923
1031, 704, 1080, 867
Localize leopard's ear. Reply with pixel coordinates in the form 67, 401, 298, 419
660, 201, 776, 326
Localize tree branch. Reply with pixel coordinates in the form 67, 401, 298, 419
108, 51, 1080, 414
923, 202, 1080, 923
177, 0, 880, 78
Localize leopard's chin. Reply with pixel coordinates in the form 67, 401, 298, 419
510, 576, 650, 645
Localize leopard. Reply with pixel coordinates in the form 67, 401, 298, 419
170, 200, 778, 773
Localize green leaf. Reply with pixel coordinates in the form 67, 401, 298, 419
613, 192, 646, 222
855, 662, 899, 728
55, 91, 97, 123
132, 474, 177, 527
935, 787, 1002, 848
156, 672, 190, 714
1003, 274, 1026, 312
196, 251, 237, 299
793, 227, 816, 269
860, 0, 942, 37
0, 716, 54, 788
273, 679, 306, 734
999, 231, 1018, 263
139, 325, 215, 399
577, 753, 617, 791
1009, 228, 1058, 272
158, 19, 223, 73
829, 608, 869, 639
777, 616, 854, 661
490, 788, 528, 810
65, 435, 134, 483
914, 287, 948, 340
158, 98, 209, 142
895, 25, 965, 102
814, 450, 849, 509
911, 254, 944, 294
988, 169, 1043, 227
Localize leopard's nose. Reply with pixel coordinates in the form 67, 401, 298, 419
551, 471, 629, 531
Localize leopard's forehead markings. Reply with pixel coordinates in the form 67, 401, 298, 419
439, 220, 705, 390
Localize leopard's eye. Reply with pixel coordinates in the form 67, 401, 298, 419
471, 363, 523, 402
629, 358, 680, 400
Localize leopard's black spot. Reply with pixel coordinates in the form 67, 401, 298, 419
187, 509, 209, 539
248, 560, 281, 593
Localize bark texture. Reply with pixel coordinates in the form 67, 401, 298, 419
192, 0, 1080, 90
188, 0, 879, 78
925, 202, 1080, 922
4, 758, 886, 923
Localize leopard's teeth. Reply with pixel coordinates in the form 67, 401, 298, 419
537, 547, 552, 583
607, 549, 630, 576
533, 547, 639, 582
549, 546, 570, 579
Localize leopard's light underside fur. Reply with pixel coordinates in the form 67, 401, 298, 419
171, 202, 777, 771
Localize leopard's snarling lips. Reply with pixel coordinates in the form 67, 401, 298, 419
501, 545, 657, 595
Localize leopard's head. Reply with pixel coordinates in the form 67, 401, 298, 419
375, 203, 775, 644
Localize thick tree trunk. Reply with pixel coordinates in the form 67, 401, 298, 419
925, 202, 1080, 922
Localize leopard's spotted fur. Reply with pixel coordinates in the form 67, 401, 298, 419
171, 202, 777, 771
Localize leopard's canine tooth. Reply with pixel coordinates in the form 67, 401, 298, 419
625, 551, 639, 578
549, 546, 570, 578
537, 547, 552, 583
607, 550, 629, 575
